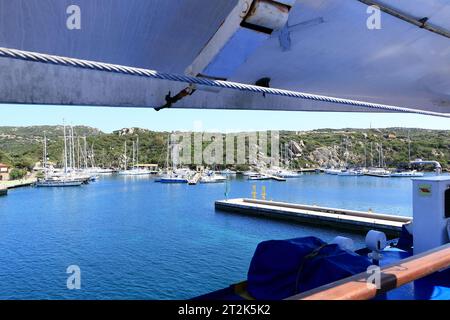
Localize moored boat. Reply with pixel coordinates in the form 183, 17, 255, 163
390, 170, 424, 177
365, 168, 391, 178
35, 177, 83, 187
338, 169, 365, 176
248, 174, 271, 181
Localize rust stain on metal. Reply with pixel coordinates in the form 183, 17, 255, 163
246, 0, 290, 19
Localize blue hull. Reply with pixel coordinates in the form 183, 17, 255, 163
156, 179, 188, 184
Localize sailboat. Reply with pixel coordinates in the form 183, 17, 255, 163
365, 142, 391, 177
390, 133, 424, 177
82, 139, 114, 175
157, 136, 190, 183
336, 137, 363, 176
266, 142, 302, 178
36, 127, 83, 187
325, 139, 347, 175
119, 137, 151, 176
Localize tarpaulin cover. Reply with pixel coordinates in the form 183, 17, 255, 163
396, 224, 413, 252
247, 236, 371, 300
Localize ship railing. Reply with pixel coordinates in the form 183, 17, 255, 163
287, 243, 450, 300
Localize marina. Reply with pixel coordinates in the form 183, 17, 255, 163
0, 173, 426, 299
0, 0, 449, 304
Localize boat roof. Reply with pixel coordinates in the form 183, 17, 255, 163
0, 0, 449, 115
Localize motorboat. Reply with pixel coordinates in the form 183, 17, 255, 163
248, 174, 271, 181
242, 170, 259, 176
220, 169, 237, 175
338, 169, 365, 176
365, 168, 391, 178
324, 168, 342, 175
157, 173, 189, 184
390, 170, 424, 177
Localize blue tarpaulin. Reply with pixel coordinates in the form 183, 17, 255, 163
247, 237, 371, 300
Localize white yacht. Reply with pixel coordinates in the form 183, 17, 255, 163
200, 175, 226, 183
200, 170, 226, 183
365, 168, 391, 178
220, 169, 237, 175
158, 172, 189, 183
390, 170, 424, 177
338, 169, 365, 176
324, 168, 342, 175
87, 167, 115, 175
264, 166, 301, 178
248, 173, 271, 181
275, 169, 301, 178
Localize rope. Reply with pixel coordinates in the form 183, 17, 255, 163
0, 46, 449, 118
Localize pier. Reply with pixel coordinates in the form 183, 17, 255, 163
0, 178, 37, 190
188, 173, 202, 185
0, 185, 7, 196
215, 198, 411, 236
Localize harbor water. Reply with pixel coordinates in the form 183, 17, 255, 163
0, 173, 425, 299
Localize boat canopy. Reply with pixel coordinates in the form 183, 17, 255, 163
0, 0, 449, 116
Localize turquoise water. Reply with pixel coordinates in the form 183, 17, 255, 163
0, 174, 423, 299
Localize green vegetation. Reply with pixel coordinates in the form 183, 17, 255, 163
0, 126, 448, 171
9, 168, 27, 180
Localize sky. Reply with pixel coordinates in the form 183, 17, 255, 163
0, 104, 449, 133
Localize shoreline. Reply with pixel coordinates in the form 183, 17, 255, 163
0, 177, 37, 190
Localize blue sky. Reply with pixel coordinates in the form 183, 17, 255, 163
0, 104, 449, 133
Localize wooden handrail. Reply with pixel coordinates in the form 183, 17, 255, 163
287, 243, 450, 300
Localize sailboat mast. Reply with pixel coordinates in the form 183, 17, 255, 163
68, 127, 72, 170
166, 135, 170, 173
43, 133, 47, 178
83, 137, 88, 169
408, 130, 412, 162
345, 137, 349, 168
132, 141, 135, 168
378, 144, 381, 168
71, 126, 76, 170
364, 143, 367, 168
124, 141, 128, 170
136, 136, 139, 169
91, 143, 95, 168
370, 142, 373, 167
77, 136, 81, 170
63, 123, 68, 173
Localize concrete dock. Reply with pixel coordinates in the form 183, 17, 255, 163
0, 177, 37, 190
215, 198, 412, 236
0, 185, 7, 196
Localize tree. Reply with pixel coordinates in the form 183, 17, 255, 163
9, 168, 27, 180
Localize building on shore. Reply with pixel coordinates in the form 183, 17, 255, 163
0, 163, 10, 181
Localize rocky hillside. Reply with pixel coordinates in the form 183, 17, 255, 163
0, 126, 448, 171
281, 128, 449, 169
